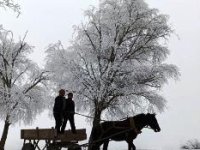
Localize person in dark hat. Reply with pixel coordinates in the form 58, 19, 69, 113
53, 89, 65, 134
61, 92, 76, 134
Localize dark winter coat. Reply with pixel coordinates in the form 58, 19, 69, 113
53, 96, 64, 113
63, 98, 75, 115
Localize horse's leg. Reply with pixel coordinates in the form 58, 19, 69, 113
127, 141, 136, 150
97, 144, 101, 150
92, 141, 103, 150
132, 143, 136, 150
130, 142, 136, 150
103, 140, 109, 150
127, 141, 131, 150
91, 144, 100, 150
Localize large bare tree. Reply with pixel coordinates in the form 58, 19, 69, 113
45, 0, 179, 147
0, 27, 48, 149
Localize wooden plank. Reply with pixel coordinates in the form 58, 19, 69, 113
21, 128, 87, 142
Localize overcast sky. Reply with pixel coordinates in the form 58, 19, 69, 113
0, 0, 200, 150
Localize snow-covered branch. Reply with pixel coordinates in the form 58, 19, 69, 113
0, 0, 21, 15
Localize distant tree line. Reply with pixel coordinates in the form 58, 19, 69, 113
181, 139, 200, 149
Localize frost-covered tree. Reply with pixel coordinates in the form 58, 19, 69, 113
0, 0, 20, 15
0, 27, 48, 149
45, 0, 179, 145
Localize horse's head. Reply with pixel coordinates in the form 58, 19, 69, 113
146, 113, 161, 132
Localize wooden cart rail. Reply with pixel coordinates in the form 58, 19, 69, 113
21, 128, 87, 141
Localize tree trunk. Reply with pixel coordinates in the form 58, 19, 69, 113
88, 109, 101, 150
0, 115, 11, 150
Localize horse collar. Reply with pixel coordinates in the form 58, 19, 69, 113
130, 117, 141, 134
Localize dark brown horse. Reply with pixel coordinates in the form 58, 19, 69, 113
90, 113, 161, 150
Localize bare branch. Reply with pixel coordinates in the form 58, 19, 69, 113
23, 71, 48, 94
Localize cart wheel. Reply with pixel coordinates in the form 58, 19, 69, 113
68, 144, 81, 150
22, 143, 34, 150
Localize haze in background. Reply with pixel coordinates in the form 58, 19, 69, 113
0, 0, 200, 149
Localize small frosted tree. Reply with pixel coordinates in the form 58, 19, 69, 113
0, 27, 48, 149
45, 0, 179, 147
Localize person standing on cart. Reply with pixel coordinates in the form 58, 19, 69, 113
61, 92, 76, 134
53, 89, 65, 134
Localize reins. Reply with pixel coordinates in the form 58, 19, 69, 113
78, 128, 134, 148
74, 111, 152, 131
74, 111, 131, 122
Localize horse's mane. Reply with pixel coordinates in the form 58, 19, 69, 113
133, 113, 146, 118
120, 113, 146, 122
131, 113, 150, 128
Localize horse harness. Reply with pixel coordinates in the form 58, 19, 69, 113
129, 117, 142, 134
97, 117, 142, 141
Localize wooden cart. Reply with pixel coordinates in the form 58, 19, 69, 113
21, 127, 87, 150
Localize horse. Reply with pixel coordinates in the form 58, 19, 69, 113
90, 113, 161, 150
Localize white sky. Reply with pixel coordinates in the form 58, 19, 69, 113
0, 0, 200, 150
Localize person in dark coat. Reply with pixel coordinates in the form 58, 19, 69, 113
53, 89, 65, 134
61, 92, 76, 134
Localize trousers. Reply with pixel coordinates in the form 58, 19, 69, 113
61, 114, 76, 133
53, 112, 62, 133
